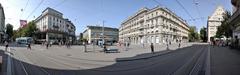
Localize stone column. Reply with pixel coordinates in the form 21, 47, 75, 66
46, 32, 49, 42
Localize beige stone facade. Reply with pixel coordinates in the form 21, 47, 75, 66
35, 7, 76, 43
207, 6, 225, 42
119, 6, 190, 45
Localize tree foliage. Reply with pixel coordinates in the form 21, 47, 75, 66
188, 26, 199, 42
200, 27, 207, 42
6, 23, 14, 39
13, 21, 38, 39
216, 11, 232, 38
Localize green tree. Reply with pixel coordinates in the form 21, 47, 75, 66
13, 21, 38, 38
200, 27, 207, 42
6, 23, 14, 39
216, 11, 232, 38
23, 21, 38, 37
188, 26, 199, 42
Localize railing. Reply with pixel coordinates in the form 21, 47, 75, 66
230, 8, 240, 23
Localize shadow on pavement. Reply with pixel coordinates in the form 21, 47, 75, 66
7, 44, 211, 75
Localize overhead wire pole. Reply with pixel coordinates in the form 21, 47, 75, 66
193, 0, 205, 23
53, 0, 66, 9
20, 0, 30, 19
152, 0, 163, 6
26, 0, 45, 20
175, 0, 194, 20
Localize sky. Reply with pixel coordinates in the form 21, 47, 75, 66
0, 0, 232, 35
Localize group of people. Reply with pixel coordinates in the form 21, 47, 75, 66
210, 39, 228, 47
42, 40, 72, 49
117, 40, 182, 54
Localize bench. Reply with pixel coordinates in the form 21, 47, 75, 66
105, 49, 119, 53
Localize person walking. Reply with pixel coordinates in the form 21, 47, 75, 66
150, 43, 154, 53
178, 42, 181, 48
27, 43, 31, 50
5, 41, 9, 51
83, 42, 87, 52
46, 41, 49, 49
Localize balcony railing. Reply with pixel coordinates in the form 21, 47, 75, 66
230, 8, 240, 23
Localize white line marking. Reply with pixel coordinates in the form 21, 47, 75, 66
6, 47, 12, 75
205, 44, 211, 75
19, 60, 29, 75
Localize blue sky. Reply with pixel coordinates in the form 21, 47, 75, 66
1, 0, 232, 35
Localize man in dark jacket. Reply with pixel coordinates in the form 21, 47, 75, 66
150, 43, 154, 53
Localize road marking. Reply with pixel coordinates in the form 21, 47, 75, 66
19, 60, 29, 75
205, 44, 211, 75
6, 47, 12, 75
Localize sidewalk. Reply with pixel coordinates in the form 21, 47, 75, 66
210, 46, 240, 75
29, 43, 193, 62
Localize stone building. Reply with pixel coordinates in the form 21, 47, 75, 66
207, 6, 225, 42
119, 6, 190, 45
83, 26, 118, 44
35, 7, 76, 43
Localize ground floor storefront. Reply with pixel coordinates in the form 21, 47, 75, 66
120, 34, 188, 45
34, 32, 76, 44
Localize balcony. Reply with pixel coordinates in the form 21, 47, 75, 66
138, 31, 144, 36
229, 8, 240, 25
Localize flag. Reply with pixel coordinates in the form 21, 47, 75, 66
20, 20, 27, 28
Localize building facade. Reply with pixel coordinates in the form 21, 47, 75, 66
119, 6, 190, 45
230, 0, 240, 39
0, 4, 5, 43
207, 6, 225, 42
83, 26, 118, 44
35, 7, 76, 43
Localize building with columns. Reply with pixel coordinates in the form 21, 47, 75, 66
119, 6, 190, 45
35, 7, 76, 43
230, 0, 240, 39
0, 4, 5, 43
207, 6, 225, 42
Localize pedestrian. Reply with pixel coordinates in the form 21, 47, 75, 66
83, 42, 87, 52
27, 43, 31, 50
150, 43, 154, 53
50, 41, 53, 47
178, 42, 181, 48
125, 42, 128, 51
103, 43, 107, 52
5, 41, 8, 51
46, 41, 49, 49
142, 43, 145, 48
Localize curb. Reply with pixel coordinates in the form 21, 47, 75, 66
116, 45, 191, 62
116, 50, 176, 62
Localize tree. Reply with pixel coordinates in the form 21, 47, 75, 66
216, 11, 232, 38
13, 21, 38, 38
200, 27, 207, 42
23, 21, 38, 37
6, 23, 14, 39
188, 26, 199, 42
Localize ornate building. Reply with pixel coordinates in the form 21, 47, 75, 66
207, 6, 225, 42
35, 7, 76, 43
230, 0, 240, 39
119, 6, 190, 45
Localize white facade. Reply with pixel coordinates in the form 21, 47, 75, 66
35, 7, 76, 42
83, 26, 119, 44
207, 6, 225, 42
0, 4, 5, 42
119, 6, 190, 45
